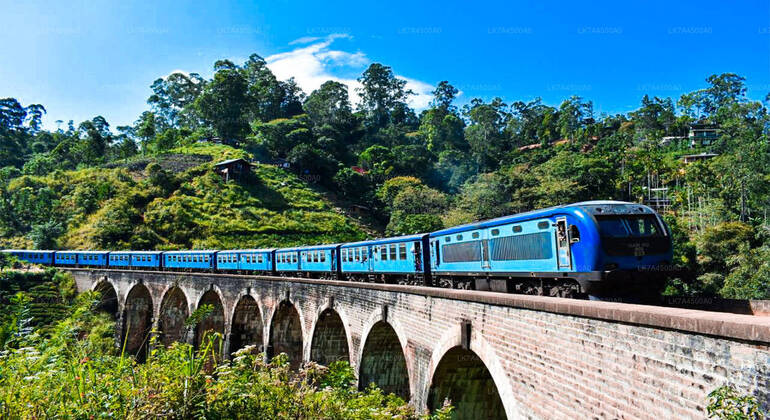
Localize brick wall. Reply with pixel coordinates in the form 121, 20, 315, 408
70, 269, 770, 419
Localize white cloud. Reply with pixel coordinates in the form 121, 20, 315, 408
289, 36, 321, 45
265, 34, 433, 110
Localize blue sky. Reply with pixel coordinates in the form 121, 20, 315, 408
1, 0, 769, 130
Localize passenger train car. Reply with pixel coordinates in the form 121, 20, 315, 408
1, 201, 673, 299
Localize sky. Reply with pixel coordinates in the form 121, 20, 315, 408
1, 0, 769, 130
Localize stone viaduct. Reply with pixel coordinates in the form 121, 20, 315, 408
66, 268, 770, 420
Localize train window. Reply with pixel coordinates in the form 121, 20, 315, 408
491, 229, 500, 236
321, 252, 326, 262
258, 255, 263, 263
513, 225, 522, 233
445, 237, 451, 242
472, 232, 480, 239
456, 234, 463, 240
537, 221, 549, 230
389, 244, 397, 260
399, 244, 407, 260
342, 250, 347, 262
361, 248, 367, 262
381, 246, 388, 260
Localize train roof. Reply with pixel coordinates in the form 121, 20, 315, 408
162, 250, 218, 254
2, 249, 56, 253
277, 244, 340, 252
110, 250, 163, 254
341, 234, 427, 248
56, 250, 109, 254
430, 201, 655, 237
218, 248, 275, 253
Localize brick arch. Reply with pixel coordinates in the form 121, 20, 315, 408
424, 324, 521, 419
158, 286, 190, 347
122, 282, 153, 362
309, 305, 351, 367
427, 347, 506, 419
92, 278, 119, 319
228, 294, 264, 355
357, 309, 412, 401
267, 300, 305, 370
194, 289, 226, 351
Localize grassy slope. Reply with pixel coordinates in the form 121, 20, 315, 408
8, 144, 368, 250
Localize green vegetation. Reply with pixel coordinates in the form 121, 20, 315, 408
0, 144, 365, 250
0, 266, 451, 418
1, 58, 769, 298
707, 385, 765, 419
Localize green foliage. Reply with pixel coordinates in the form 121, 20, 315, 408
376, 176, 424, 206
0, 279, 450, 419
707, 385, 764, 420
720, 244, 770, 299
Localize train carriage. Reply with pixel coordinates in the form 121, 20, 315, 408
76, 251, 110, 268
274, 248, 300, 274
131, 251, 163, 269
163, 250, 216, 271
216, 250, 241, 271
237, 249, 274, 273
3, 250, 55, 265
108, 252, 132, 268
341, 234, 430, 284
296, 244, 339, 278
55, 251, 79, 266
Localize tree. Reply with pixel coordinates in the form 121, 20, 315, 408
77, 117, 111, 165
304, 81, 355, 128
356, 63, 413, 130
556, 96, 593, 140
464, 98, 509, 171
359, 145, 395, 177
148, 72, 205, 128
286, 143, 338, 184
135, 112, 157, 154
376, 176, 424, 207
194, 59, 250, 140
333, 168, 372, 202
251, 115, 314, 158
385, 185, 448, 235
419, 81, 465, 154
720, 244, 770, 299
29, 220, 63, 249
431, 81, 458, 113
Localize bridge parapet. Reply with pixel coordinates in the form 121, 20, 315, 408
68, 268, 770, 419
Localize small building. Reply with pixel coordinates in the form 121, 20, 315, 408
682, 152, 718, 164
214, 158, 251, 182
688, 123, 719, 148
348, 204, 371, 217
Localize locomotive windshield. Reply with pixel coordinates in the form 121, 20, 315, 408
595, 214, 669, 257
596, 215, 662, 238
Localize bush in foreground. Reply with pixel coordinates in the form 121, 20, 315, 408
0, 292, 452, 419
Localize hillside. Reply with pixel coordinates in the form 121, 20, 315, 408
0, 144, 367, 250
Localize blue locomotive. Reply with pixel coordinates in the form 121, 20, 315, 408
2, 201, 673, 299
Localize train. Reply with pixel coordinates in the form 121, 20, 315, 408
2, 201, 674, 299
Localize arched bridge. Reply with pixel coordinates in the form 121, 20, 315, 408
66, 268, 770, 419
